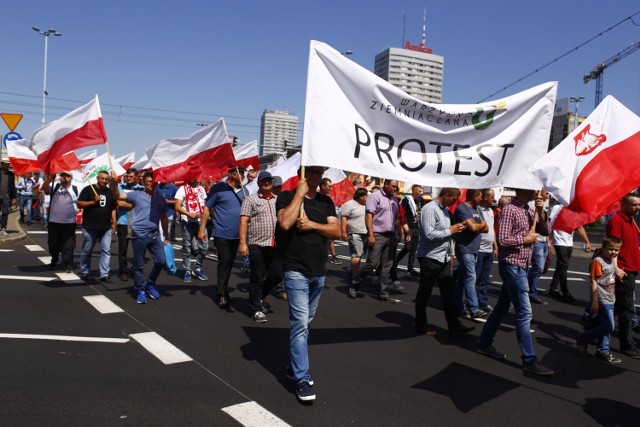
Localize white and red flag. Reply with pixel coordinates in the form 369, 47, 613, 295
131, 154, 150, 171
529, 96, 640, 232
233, 140, 259, 171
8, 139, 80, 176
29, 96, 107, 174
323, 168, 356, 207
115, 151, 136, 170
77, 149, 97, 165
246, 152, 301, 195
147, 118, 236, 183
73, 152, 125, 185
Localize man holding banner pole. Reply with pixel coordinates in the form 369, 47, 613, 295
275, 165, 340, 402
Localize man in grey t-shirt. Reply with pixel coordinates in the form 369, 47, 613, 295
43, 172, 78, 272
340, 188, 368, 286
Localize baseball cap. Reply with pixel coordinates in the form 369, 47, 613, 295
272, 176, 283, 187
59, 171, 72, 177
257, 171, 272, 182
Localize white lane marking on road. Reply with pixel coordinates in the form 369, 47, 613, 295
222, 402, 291, 427
0, 333, 129, 343
55, 272, 84, 283
25, 244, 45, 252
38, 256, 51, 264
130, 332, 192, 365
27, 230, 81, 235
0, 275, 56, 282
0, 249, 13, 252
84, 295, 124, 314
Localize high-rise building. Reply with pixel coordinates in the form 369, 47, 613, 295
374, 42, 444, 103
548, 98, 585, 151
259, 109, 298, 156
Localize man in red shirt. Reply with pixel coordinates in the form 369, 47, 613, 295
605, 193, 640, 359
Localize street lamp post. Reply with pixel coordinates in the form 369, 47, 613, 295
569, 96, 585, 132
32, 27, 62, 125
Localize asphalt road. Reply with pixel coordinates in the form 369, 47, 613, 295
1, 226, 639, 426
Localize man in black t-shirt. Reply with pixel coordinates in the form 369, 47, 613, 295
275, 166, 340, 403
76, 170, 117, 282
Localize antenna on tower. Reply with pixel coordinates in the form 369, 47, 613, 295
402, 13, 406, 46
421, 7, 426, 47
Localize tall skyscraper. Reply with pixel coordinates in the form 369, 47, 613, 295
259, 109, 299, 156
374, 42, 444, 103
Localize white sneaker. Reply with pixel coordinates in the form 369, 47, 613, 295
253, 311, 268, 323
0, 228, 7, 236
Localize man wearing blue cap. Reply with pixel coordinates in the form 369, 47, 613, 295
239, 171, 282, 322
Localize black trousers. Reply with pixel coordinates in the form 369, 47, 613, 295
47, 222, 76, 266
117, 224, 130, 274
616, 271, 637, 351
214, 237, 240, 298
415, 257, 461, 331
247, 245, 283, 312
550, 245, 573, 295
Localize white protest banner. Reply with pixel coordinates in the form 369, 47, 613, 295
302, 40, 557, 189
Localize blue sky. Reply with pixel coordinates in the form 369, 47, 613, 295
1, 1, 639, 159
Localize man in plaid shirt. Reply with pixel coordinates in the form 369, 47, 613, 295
477, 188, 554, 376
239, 171, 281, 323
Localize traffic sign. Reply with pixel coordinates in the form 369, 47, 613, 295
0, 113, 23, 132
3, 132, 22, 148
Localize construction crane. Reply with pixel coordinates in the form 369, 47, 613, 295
583, 42, 640, 108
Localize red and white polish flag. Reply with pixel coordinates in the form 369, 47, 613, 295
115, 151, 136, 171
233, 140, 259, 171
29, 96, 107, 174
245, 152, 302, 195
147, 118, 236, 183
529, 95, 640, 233
323, 168, 356, 207
8, 139, 80, 176
77, 149, 97, 165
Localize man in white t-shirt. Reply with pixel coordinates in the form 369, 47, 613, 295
174, 180, 209, 283
548, 202, 591, 303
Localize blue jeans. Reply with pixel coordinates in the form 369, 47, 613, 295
580, 303, 614, 355
181, 221, 208, 271
285, 270, 325, 383
475, 251, 493, 308
480, 262, 536, 364
19, 195, 32, 222
456, 252, 481, 314
80, 228, 112, 278
132, 231, 165, 291
527, 241, 547, 299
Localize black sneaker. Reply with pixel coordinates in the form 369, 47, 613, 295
576, 336, 589, 356
64, 264, 72, 274
548, 289, 562, 299
449, 324, 475, 336
595, 352, 622, 365
523, 360, 554, 376
295, 381, 316, 402
477, 345, 507, 359
530, 297, 548, 305
471, 310, 489, 321
99, 276, 114, 284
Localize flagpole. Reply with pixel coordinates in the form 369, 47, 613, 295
76, 166, 99, 197
299, 166, 305, 218
104, 140, 115, 173
235, 165, 248, 197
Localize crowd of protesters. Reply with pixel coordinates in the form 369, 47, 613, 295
4, 161, 640, 402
